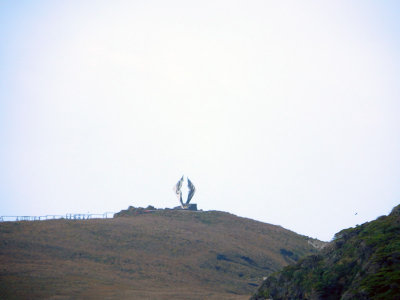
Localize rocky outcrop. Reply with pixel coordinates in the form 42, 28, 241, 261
113, 205, 157, 216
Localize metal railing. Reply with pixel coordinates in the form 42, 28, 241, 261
0, 212, 116, 222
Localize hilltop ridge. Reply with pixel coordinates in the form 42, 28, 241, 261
0, 208, 322, 299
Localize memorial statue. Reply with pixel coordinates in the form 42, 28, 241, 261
173, 175, 196, 210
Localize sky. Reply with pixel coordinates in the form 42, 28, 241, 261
1, 0, 399, 241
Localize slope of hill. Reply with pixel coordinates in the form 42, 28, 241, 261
251, 204, 400, 300
0, 208, 321, 299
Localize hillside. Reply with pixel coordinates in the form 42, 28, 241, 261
0, 208, 321, 299
251, 204, 400, 300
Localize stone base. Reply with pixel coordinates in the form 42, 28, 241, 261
172, 204, 198, 211
187, 204, 197, 211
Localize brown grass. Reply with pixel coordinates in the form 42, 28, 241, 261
0, 210, 321, 299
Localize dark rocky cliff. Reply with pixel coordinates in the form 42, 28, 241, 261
251, 204, 400, 300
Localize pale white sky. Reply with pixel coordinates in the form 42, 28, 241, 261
1, 0, 399, 240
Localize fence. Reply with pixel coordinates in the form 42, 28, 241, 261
0, 212, 116, 222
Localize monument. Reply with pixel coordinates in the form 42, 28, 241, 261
173, 175, 197, 210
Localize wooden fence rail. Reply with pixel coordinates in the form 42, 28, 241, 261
0, 212, 116, 222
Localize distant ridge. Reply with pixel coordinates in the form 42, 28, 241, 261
0, 207, 323, 299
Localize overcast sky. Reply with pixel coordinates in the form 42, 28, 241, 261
1, 0, 399, 241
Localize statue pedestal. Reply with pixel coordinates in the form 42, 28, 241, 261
172, 204, 198, 211
187, 204, 197, 211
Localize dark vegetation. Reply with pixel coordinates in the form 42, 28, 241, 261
251, 204, 400, 300
0, 208, 321, 299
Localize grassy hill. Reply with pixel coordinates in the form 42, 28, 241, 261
0, 208, 322, 299
251, 204, 400, 300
